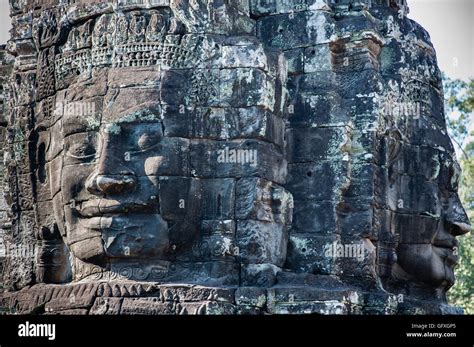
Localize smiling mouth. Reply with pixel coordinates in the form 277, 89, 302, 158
75, 199, 160, 231
433, 238, 459, 266
78, 216, 145, 230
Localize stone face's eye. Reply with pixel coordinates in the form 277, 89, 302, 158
68, 142, 96, 158
132, 123, 163, 151
137, 132, 160, 150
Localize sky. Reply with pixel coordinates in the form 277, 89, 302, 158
408, 0, 473, 81
0, 1, 10, 46
0, 0, 472, 80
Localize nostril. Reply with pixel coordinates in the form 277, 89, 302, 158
96, 175, 137, 195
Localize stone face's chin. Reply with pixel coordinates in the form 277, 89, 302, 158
71, 214, 169, 261
102, 214, 169, 258
432, 245, 458, 286
397, 244, 457, 287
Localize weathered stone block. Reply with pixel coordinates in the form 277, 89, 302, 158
235, 287, 267, 307
219, 68, 275, 110
162, 261, 240, 286
285, 233, 339, 274
190, 139, 287, 184
241, 263, 281, 287
108, 66, 161, 89
237, 220, 287, 266
189, 107, 285, 146
284, 48, 304, 75
160, 69, 194, 106
201, 178, 236, 220
219, 42, 268, 70
292, 200, 338, 234
287, 161, 349, 201
258, 11, 336, 50
158, 176, 201, 221
304, 44, 333, 73
90, 297, 123, 315
286, 126, 350, 163
387, 175, 441, 215
236, 177, 293, 225
103, 87, 161, 120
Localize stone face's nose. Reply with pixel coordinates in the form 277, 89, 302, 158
444, 194, 472, 236
449, 220, 472, 237
89, 174, 137, 195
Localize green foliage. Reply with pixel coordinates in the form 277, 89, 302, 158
443, 75, 474, 314
443, 75, 474, 159
448, 168, 473, 311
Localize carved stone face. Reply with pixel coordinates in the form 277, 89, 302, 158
40, 5, 290, 284
380, 77, 471, 291
391, 142, 470, 289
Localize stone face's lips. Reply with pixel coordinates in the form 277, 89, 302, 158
433, 246, 459, 267
78, 199, 154, 217
433, 234, 460, 267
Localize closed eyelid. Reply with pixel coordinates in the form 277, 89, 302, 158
67, 152, 96, 160
64, 133, 101, 159
95, 128, 161, 154
65, 142, 97, 158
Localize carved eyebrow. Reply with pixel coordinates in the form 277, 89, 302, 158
62, 120, 89, 136
100, 118, 162, 135
62, 116, 101, 136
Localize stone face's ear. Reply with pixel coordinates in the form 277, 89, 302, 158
35, 225, 72, 284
